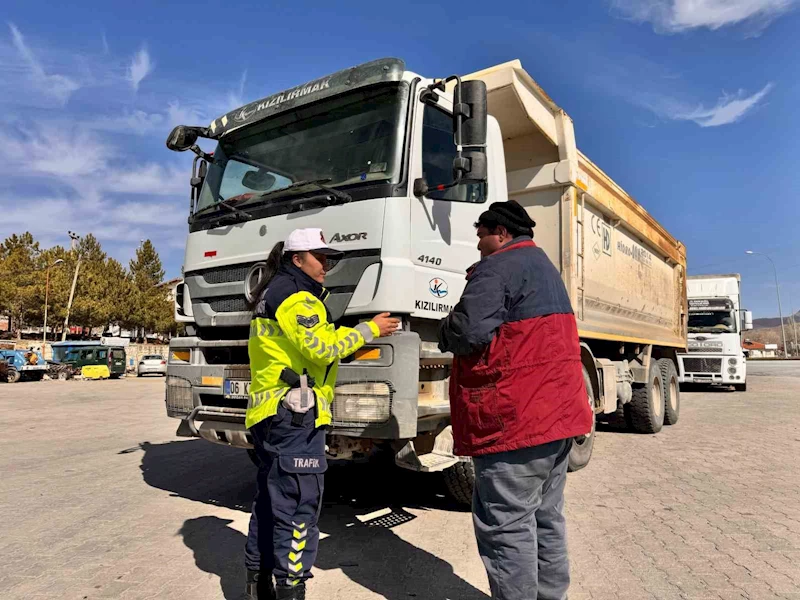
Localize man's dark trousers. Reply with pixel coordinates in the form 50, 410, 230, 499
472, 439, 572, 600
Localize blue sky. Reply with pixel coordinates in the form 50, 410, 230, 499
1, 0, 799, 318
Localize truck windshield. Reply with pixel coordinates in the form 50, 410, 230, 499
688, 311, 737, 333
195, 83, 408, 216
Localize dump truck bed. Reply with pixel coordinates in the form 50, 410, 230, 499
467, 60, 687, 349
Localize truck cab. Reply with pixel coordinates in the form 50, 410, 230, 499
678, 275, 752, 391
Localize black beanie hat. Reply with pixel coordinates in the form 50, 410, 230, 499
476, 200, 536, 237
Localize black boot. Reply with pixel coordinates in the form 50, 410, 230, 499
245, 569, 276, 600
275, 581, 306, 600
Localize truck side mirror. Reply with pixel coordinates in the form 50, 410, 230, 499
744, 310, 753, 331
166, 126, 200, 151
456, 80, 487, 147
452, 80, 488, 183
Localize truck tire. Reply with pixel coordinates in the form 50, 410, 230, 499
568, 365, 596, 472
625, 359, 665, 434
7, 368, 20, 384
659, 359, 680, 426
443, 460, 475, 507
734, 383, 747, 392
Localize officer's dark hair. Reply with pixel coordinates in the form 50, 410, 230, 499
247, 241, 290, 310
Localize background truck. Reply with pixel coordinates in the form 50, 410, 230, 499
677, 274, 752, 391
0, 348, 47, 382
164, 58, 687, 504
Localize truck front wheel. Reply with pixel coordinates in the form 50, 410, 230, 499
568, 365, 596, 472
443, 460, 475, 507
734, 383, 747, 392
626, 359, 665, 434
6, 368, 20, 384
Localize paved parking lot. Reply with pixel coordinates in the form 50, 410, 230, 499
1, 361, 800, 600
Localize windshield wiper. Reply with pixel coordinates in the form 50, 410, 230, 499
244, 178, 352, 207
193, 197, 253, 221
216, 199, 253, 219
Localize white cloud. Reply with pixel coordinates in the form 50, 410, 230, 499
225, 69, 248, 111
86, 110, 166, 135
7, 23, 80, 104
611, 0, 798, 33
128, 45, 154, 91
103, 163, 188, 196
0, 124, 111, 177
640, 83, 773, 126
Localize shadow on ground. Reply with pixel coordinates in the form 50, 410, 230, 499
134, 439, 486, 600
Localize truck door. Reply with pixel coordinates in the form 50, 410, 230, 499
409, 99, 488, 318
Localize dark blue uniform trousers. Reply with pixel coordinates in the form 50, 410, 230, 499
245, 405, 326, 587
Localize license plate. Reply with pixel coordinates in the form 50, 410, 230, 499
224, 379, 250, 399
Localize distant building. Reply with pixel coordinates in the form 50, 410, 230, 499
161, 277, 182, 302
743, 340, 778, 358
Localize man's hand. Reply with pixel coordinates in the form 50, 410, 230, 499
372, 313, 401, 337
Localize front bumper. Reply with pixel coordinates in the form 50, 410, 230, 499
677, 354, 746, 385
165, 331, 441, 449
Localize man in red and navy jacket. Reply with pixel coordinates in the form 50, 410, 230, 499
438, 200, 593, 600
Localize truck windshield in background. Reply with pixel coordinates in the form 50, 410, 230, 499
688, 311, 737, 334
195, 83, 409, 217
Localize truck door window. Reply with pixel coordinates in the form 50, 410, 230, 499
422, 105, 486, 203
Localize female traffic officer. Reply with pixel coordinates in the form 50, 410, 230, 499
244, 227, 398, 600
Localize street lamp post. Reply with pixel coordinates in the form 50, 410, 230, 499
746, 250, 789, 358
62, 231, 81, 342
43, 259, 64, 347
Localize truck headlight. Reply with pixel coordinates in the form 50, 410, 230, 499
728, 358, 737, 366
728, 367, 737, 375
333, 382, 391, 424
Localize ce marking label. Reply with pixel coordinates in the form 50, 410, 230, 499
590, 215, 612, 257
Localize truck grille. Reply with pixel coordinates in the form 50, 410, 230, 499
201, 264, 254, 284
224, 365, 251, 380
687, 346, 722, 353
207, 296, 249, 313
166, 376, 194, 417
682, 358, 722, 373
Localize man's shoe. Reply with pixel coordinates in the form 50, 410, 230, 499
246, 569, 276, 600
275, 581, 306, 600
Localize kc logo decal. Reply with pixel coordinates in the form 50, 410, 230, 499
429, 278, 448, 298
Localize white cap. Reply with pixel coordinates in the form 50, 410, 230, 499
284, 228, 342, 256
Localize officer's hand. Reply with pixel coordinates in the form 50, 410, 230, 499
372, 313, 401, 337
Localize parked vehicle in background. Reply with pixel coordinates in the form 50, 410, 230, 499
51, 341, 127, 379
0, 349, 48, 382
138, 355, 167, 377
0, 355, 12, 383
678, 274, 752, 392
46, 360, 74, 381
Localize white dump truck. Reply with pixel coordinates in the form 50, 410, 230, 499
678, 274, 752, 391
164, 58, 687, 503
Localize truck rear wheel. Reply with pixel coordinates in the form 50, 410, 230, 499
568, 365, 595, 472
626, 359, 665, 434
659, 359, 680, 426
443, 460, 474, 507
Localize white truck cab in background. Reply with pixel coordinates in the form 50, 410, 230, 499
678, 274, 753, 391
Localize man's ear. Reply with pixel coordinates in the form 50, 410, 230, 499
498, 225, 510, 241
